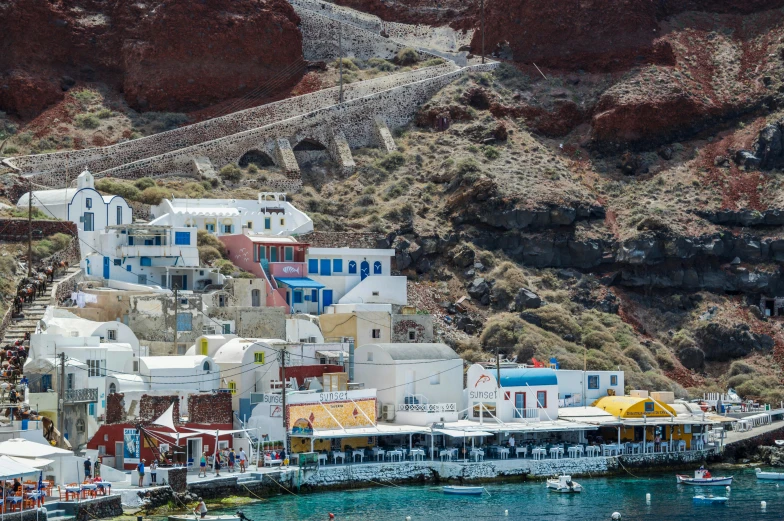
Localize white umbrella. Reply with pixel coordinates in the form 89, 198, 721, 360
0, 455, 39, 480
0, 439, 71, 458
4, 456, 53, 469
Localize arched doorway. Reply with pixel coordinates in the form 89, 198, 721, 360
238, 150, 275, 168
360, 260, 370, 281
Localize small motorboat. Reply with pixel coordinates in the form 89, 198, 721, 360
775, 440, 784, 447
546, 475, 582, 493
693, 495, 728, 504
676, 469, 733, 486
443, 486, 486, 496
755, 468, 784, 480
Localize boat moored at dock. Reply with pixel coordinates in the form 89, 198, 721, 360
546, 475, 582, 493
676, 469, 733, 486
755, 468, 784, 480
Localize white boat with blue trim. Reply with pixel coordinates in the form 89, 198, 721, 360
443, 486, 485, 495
676, 469, 733, 486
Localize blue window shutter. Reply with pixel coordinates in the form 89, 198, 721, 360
348, 261, 357, 274
293, 290, 303, 304
175, 232, 190, 245
333, 259, 343, 273
141, 257, 151, 267
312, 289, 319, 303
374, 261, 382, 274
126, 265, 132, 272
308, 259, 318, 274
177, 313, 192, 331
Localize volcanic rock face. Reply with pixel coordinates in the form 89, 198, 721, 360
0, 0, 304, 118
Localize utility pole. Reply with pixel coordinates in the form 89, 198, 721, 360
278, 347, 289, 454
480, 0, 485, 64
173, 287, 179, 355
495, 345, 501, 388
338, 24, 344, 103
58, 351, 65, 448
27, 179, 32, 277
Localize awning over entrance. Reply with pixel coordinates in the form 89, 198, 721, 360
275, 277, 325, 289
434, 429, 494, 438
299, 424, 431, 438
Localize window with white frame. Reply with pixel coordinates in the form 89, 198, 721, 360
107, 329, 117, 341
87, 359, 105, 377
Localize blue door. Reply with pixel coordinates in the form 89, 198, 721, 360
322, 289, 333, 310
320, 259, 331, 276
360, 261, 369, 281
270, 247, 278, 262
103, 257, 110, 279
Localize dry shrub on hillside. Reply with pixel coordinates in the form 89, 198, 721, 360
489, 261, 529, 306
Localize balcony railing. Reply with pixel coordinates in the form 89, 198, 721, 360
512, 407, 540, 420
397, 403, 456, 413
64, 388, 98, 403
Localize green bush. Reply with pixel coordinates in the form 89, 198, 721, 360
197, 230, 227, 257
198, 246, 223, 265
138, 186, 168, 205
332, 58, 359, 71
72, 89, 98, 106
3, 146, 18, 155
94, 179, 141, 201
356, 194, 375, 207
247, 164, 259, 174
483, 146, 500, 160
376, 152, 406, 172
214, 259, 237, 276
728, 360, 755, 377
421, 58, 445, 67
219, 164, 243, 182
623, 345, 658, 372
74, 114, 100, 129
532, 304, 581, 338
367, 58, 396, 72
133, 177, 156, 191
50, 233, 72, 251
480, 314, 526, 351
96, 108, 115, 119
582, 330, 616, 350
396, 48, 419, 66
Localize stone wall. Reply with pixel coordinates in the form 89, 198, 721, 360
168, 467, 188, 493
67, 495, 123, 521
298, 231, 386, 249
52, 264, 82, 305
391, 314, 434, 343
207, 306, 286, 339
129, 293, 203, 355
0, 219, 77, 241
188, 393, 233, 424
138, 395, 180, 424
106, 393, 125, 425
9, 62, 454, 182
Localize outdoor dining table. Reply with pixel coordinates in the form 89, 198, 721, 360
567, 446, 583, 458
27, 491, 44, 507
317, 453, 328, 466
372, 449, 385, 462
549, 447, 564, 459
496, 447, 510, 460
332, 451, 346, 464
95, 481, 112, 495
352, 450, 364, 463
644, 441, 655, 453
65, 485, 82, 499
532, 448, 547, 460
585, 446, 600, 457
469, 449, 484, 462
694, 439, 704, 451
6, 495, 24, 511
627, 442, 641, 454
409, 449, 425, 461
515, 447, 527, 458
386, 450, 403, 462
677, 440, 687, 452
602, 444, 620, 456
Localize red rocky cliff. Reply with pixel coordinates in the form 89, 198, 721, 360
0, 0, 304, 118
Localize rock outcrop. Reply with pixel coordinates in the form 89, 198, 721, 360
695, 323, 774, 362
0, 0, 304, 118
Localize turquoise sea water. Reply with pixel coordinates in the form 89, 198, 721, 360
212, 468, 784, 521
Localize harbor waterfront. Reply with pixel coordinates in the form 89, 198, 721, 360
202, 468, 784, 521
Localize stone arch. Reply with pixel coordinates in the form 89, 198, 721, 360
292, 138, 331, 169
238, 149, 275, 168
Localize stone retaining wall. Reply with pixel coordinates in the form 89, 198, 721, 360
61, 495, 123, 521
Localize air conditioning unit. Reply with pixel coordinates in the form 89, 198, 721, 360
382, 404, 395, 421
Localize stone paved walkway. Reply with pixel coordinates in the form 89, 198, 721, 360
724, 418, 784, 445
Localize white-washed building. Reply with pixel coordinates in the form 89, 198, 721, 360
84, 223, 223, 290
306, 248, 407, 308
149, 192, 313, 236
138, 355, 219, 392
354, 343, 463, 425
556, 369, 625, 407
465, 364, 559, 422
17, 171, 132, 260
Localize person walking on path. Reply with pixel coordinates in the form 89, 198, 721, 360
150, 459, 158, 485
214, 451, 222, 477
238, 448, 247, 473
228, 448, 236, 473
199, 452, 207, 478
84, 457, 92, 479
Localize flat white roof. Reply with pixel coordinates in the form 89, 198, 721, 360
307, 248, 394, 256
140, 355, 209, 370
